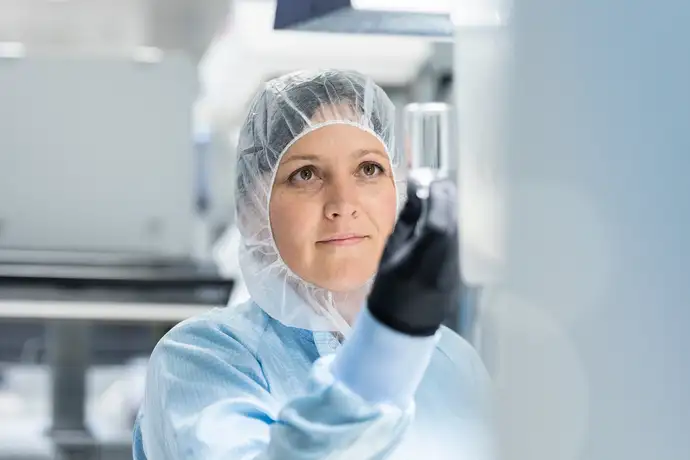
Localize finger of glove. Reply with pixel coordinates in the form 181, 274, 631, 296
411, 180, 460, 289
378, 181, 424, 270
397, 180, 423, 226
425, 179, 457, 236
379, 179, 457, 274
403, 226, 459, 290
380, 216, 415, 265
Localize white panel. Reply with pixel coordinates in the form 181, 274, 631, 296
455, 24, 511, 284
0, 56, 197, 261
464, 1, 690, 460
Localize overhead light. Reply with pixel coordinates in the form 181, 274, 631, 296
351, 0, 452, 15
353, 0, 511, 26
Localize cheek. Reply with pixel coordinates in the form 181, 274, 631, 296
364, 181, 398, 237
269, 191, 319, 267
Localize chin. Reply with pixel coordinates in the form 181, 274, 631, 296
319, 276, 372, 293
310, 263, 375, 292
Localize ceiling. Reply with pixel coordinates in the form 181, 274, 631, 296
197, 0, 435, 131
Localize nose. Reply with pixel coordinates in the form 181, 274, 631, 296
323, 178, 359, 220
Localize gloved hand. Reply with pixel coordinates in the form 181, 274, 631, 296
367, 178, 460, 337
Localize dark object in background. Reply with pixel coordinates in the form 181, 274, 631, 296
274, 0, 350, 30
0, 263, 233, 364
273, 0, 453, 37
0, 322, 161, 365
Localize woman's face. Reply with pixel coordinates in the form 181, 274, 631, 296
269, 122, 397, 292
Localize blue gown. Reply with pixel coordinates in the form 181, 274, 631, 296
133, 300, 493, 459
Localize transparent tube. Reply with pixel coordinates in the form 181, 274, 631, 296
403, 102, 452, 199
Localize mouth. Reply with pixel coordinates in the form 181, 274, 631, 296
317, 234, 369, 246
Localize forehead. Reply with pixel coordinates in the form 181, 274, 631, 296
283, 123, 387, 161
281, 103, 387, 162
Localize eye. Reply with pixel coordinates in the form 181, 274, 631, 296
289, 166, 317, 184
359, 162, 384, 177
298, 168, 313, 181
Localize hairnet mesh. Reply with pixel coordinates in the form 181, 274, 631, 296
234, 69, 404, 335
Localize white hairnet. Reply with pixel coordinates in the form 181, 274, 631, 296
234, 69, 404, 335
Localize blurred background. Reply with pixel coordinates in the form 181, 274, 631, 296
1, 1, 689, 460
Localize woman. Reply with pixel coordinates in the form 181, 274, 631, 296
133, 70, 492, 459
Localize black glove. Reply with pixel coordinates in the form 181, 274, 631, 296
367, 178, 460, 337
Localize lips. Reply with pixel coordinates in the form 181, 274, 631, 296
317, 234, 368, 246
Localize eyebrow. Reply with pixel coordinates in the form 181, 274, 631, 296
354, 148, 388, 159
281, 154, 320, 164
282, 149, 387, 165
